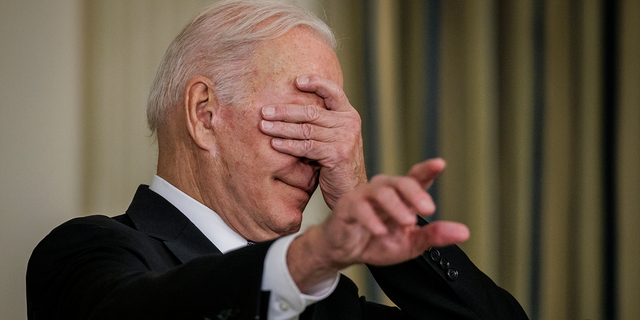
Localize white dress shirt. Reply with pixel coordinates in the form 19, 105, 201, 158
149, 175, 339, 320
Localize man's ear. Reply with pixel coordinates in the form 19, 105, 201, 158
184, 76, 218, 151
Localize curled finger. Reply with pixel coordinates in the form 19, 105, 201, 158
296, 75, 351, 112
353, 200, 388, 236
393, 176, 436, 216
367, 184, 417, 226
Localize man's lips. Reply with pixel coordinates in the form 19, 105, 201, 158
275, 175, 318, 196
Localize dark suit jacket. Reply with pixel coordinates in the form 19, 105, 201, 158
27, 185, 528, 320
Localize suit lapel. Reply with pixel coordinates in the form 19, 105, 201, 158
125, 185, 221, 263
164, 221, 221, 263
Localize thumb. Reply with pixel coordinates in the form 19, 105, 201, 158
418, 221, 470, 249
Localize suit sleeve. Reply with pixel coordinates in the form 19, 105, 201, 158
26, 217, 271, 320
366, 217, 529, 320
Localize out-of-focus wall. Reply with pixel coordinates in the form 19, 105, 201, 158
0, 0, 83, 319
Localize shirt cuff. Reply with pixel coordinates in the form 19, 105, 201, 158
262, 233, 340, 320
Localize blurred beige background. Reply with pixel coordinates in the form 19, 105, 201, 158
1, 1, 638, 319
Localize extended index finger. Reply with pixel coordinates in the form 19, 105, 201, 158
296, 75, 351, 111
407, 158, 446, 189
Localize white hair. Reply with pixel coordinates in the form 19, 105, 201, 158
147, 0, 336, 134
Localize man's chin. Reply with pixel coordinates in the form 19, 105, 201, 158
262, 219, 301, 239
277, 223, 302, 237
269, 207, 304, 237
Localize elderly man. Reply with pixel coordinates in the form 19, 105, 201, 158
27, 1, 528, 319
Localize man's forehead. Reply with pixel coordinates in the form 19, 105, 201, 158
252, 27, 343, 87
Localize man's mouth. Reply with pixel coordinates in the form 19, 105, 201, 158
275, 174, 318, 196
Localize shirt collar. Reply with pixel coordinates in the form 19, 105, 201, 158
149, 175, 248, 253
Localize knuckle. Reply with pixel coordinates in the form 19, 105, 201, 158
339, 113, 362, 133
351, 115, 362, 130
332, 145, 348, 160
300, 123, 314, 139
351, 114, 362, 128
275, 105, 288, 117
333, 83, 345, 98
301, 139, 314, 153
305, 105, 320, 121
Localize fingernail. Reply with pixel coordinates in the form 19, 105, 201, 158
261, 120, 273, 129
297, 76, 309, 85
263, 106, 275, 116
420, 199, 434, 213
272, 138, 282, 146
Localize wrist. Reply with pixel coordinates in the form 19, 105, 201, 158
287, 225, 341, 292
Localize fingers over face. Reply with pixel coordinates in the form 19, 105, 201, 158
259, 103, 357, 150
270, 138, 326, 160
262, 104, 333, 124
295, 75, 350, 112
260, 119, 335, 141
